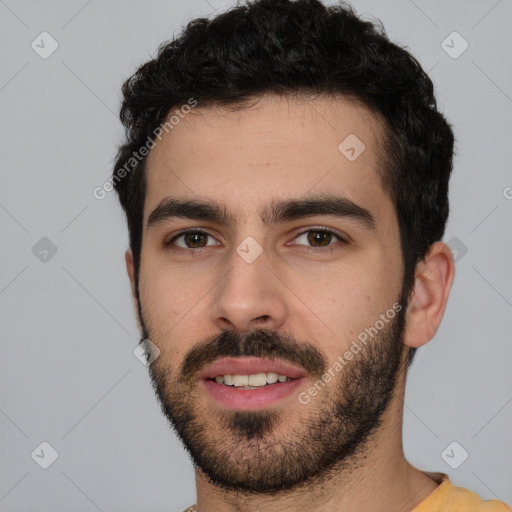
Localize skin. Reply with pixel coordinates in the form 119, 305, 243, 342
125, 94, 455, 512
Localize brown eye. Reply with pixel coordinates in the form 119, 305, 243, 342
294, 229, 346, 248
165, 230, 218, 249
307, 231, 333, 246
183, 232, 208, 248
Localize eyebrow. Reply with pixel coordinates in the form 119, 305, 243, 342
147, 194, 376, 231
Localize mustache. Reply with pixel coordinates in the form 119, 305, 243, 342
180, 328, 327, 383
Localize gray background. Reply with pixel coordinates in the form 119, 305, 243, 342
1, 0, 511, 510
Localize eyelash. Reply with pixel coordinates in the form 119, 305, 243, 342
163, 227, 348, 251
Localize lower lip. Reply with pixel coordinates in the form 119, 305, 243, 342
201, 378, 305, 410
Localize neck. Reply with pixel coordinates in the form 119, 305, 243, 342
193, 372, 439, 512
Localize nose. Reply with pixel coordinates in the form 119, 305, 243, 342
210, 245, 287, 333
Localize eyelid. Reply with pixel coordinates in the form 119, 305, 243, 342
287, 226, 349, 246
164, 228, 219, 247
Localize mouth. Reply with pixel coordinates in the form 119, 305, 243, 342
198, 357, 307, 410
209, 371, 294, 389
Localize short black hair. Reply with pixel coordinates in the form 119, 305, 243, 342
113, 0, 454, 365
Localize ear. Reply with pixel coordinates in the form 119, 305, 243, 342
403, 241, 456, 349
125, 249, 140, 322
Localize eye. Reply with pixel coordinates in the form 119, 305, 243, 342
292, 228, 347, 248
164, 227, 348, 251
165, 230, 219, 249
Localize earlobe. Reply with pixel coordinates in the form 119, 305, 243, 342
403, 241, 456, 349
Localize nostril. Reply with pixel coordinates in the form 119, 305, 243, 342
219, 317, 235, 328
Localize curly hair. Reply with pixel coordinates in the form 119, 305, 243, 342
113, 0, 454, 364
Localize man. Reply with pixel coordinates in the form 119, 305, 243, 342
112, 0, 510, 511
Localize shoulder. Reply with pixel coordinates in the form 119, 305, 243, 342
414, 473, 511, 512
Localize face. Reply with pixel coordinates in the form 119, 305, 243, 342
134, 94, 408, 492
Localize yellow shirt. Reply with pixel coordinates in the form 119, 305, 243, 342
183, 473, 511, 511
412, 473, 511, 512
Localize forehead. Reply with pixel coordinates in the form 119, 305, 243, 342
143, 94, 391, 228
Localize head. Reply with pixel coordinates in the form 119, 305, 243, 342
113, 0, 455, 494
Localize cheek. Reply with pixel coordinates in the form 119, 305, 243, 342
138, 263, 196, 337
287, 254, 399, 358
139, 270, 178, 317
138, 260, 215, 358
283, 264, 371, 354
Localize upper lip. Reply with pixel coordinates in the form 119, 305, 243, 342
199, 357, 307, 380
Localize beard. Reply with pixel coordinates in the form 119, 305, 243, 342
140, 296, 407, 495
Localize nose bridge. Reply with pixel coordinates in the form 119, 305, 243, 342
210, 239, 287, 331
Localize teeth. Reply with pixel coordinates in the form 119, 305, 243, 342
213, 372, 292, 387
266, 372, 279, 384
233, 374, 249, 387
248, 373, 267, 386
